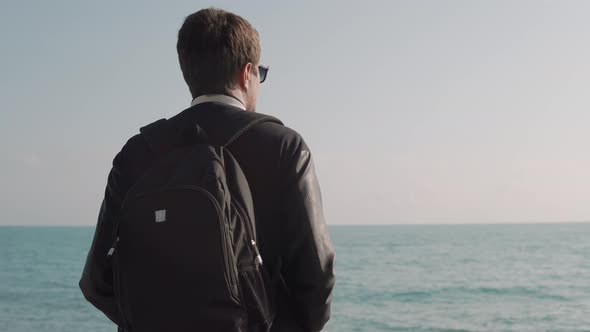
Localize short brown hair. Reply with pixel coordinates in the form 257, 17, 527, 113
177, 8, 261, 98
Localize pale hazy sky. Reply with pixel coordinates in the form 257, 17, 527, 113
2, 1, 589, 226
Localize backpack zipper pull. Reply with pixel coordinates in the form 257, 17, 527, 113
106, 236, 120, 258
251, 239, 263, 265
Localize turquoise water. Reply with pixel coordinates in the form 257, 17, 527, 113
1, 224, 590, 331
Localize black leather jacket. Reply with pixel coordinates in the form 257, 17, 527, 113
79, 102, 336, 332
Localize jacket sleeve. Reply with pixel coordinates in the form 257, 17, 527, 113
280, 138, 336, 332
79, 141, 136, 326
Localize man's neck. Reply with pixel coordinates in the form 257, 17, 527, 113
227, 89, 248, 110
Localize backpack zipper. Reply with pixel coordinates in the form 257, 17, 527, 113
232, 200, 263, 267
198, 187, 240, 300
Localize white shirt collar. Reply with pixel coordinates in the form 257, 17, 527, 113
190, 94, 246, 111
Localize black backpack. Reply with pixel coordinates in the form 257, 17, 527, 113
107, 109, 282, 332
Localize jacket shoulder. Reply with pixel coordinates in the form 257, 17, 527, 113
112, 131, 153, 175
248, 121, 309, 155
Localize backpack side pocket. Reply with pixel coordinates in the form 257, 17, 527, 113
238, 263, 276, 331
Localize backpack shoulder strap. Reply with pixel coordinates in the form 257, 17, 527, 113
219, 112, 283, 147
139, 108, 283, 157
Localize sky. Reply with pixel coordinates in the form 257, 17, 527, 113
1, 0, 589, 226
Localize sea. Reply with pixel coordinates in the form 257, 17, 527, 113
1, 223, 590, 332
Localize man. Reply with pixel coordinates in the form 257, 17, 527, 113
79, 7, 335, 332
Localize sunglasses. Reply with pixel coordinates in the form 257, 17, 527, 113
258, 65, 269, 83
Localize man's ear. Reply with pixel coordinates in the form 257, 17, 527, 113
239, 62, 253, 89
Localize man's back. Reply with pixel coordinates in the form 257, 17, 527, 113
80, 102, 335, 331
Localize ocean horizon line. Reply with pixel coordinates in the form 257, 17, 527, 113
1, 220, 589, 227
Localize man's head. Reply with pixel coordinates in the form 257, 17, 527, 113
177, 8, 263, 111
